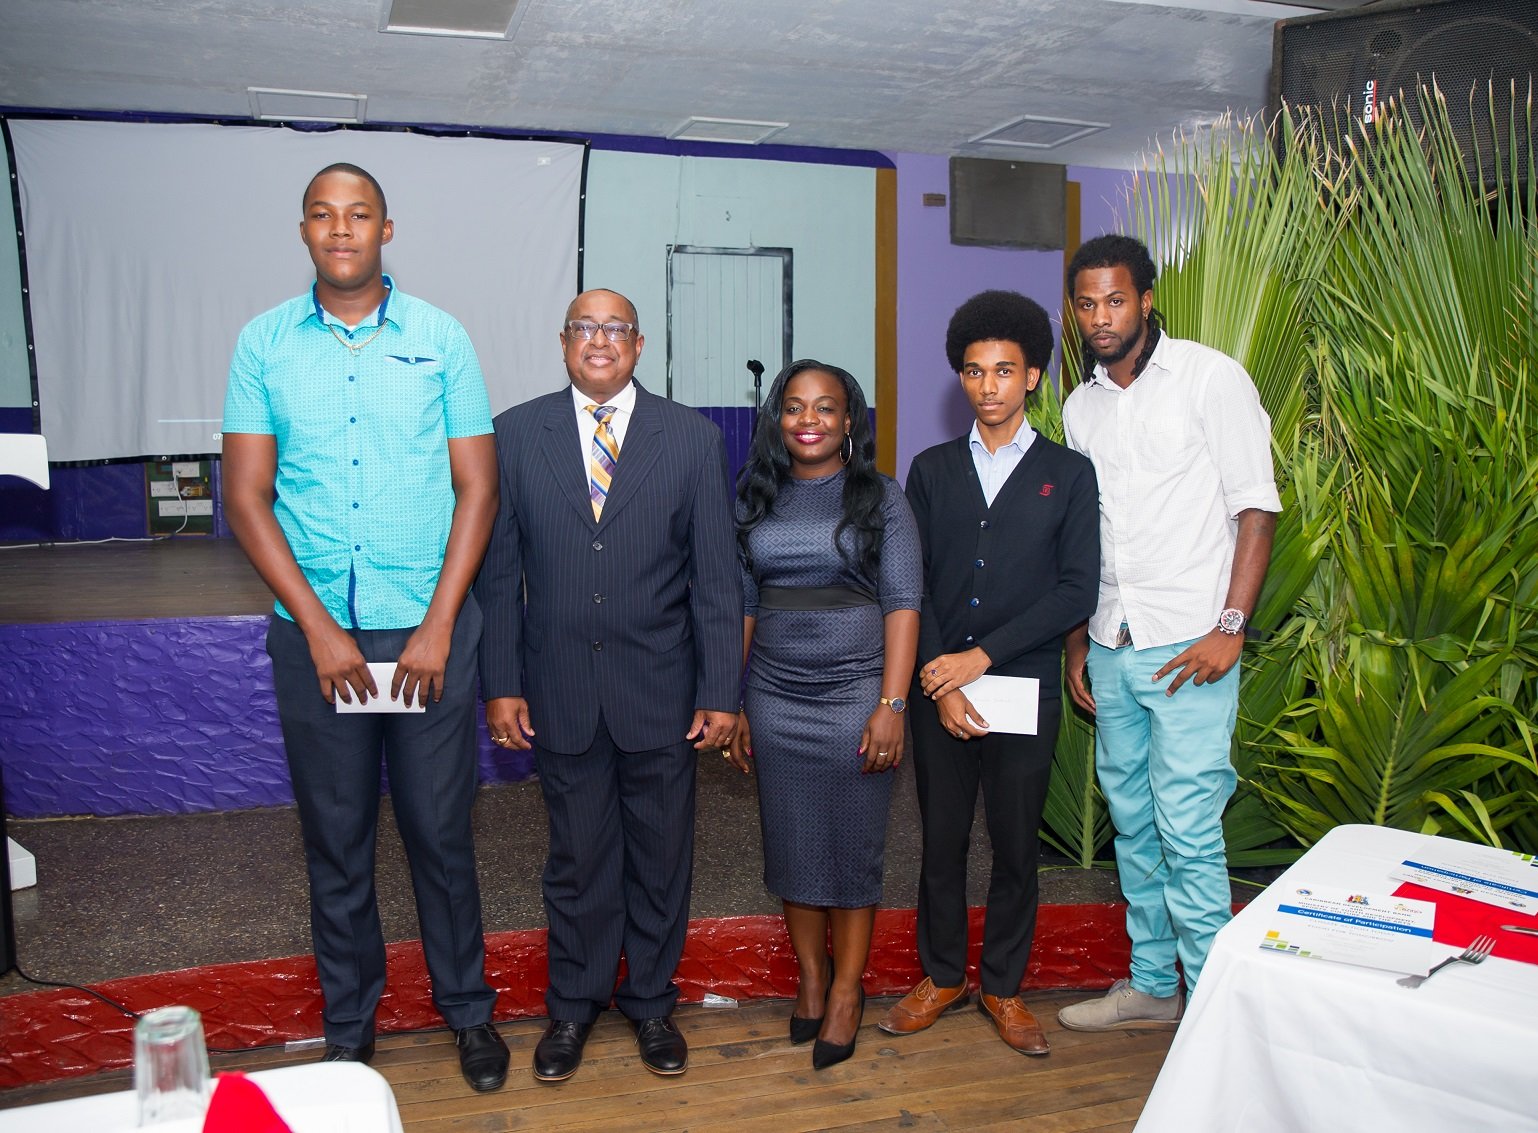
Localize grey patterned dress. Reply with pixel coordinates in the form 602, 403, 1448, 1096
740, 471, 922, 907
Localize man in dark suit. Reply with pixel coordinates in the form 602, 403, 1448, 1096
880, 290, 1099, 1056
476, 289, 741, 1082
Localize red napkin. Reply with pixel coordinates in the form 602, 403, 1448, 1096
202, 1072, 294, 1133
1392, 881, 1538, 965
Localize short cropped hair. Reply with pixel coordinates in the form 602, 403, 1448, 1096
302, 163, 388, 218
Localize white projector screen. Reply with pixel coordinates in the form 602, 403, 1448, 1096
9, 119, 584, 461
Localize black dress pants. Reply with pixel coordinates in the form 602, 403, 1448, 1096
534, 716, 696, 1025
266, 600, 496, 1047
910, 689, 1061, 997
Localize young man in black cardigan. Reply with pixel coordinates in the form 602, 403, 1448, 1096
879, 290, 1100, 1055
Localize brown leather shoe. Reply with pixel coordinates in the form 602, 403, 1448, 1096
877, 977, 969, 1035
978, 993, 1050, 1055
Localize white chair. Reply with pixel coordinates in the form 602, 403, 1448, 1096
0, 432, 49, 489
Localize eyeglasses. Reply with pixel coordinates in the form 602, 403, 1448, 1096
565, 320, 637, 342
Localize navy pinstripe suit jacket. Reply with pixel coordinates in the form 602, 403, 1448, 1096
476, 382, 742, 755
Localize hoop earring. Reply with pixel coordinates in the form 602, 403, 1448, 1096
839, 433, 852, 466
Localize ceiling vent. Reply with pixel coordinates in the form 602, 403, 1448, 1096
967, 114, 1109, 150
380, 0, 529, 39
668, 117, 789, 145
247, 88, 367, 124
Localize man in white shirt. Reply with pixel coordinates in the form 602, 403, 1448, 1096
1057, 235, 1281, 1031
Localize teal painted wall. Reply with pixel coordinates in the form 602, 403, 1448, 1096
583, 150, 877, 406
0, 130, 31, 411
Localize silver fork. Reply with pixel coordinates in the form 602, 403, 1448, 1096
1397, 934, 1497, 988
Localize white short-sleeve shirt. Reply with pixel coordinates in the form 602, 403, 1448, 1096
1062, 333, 1283, 650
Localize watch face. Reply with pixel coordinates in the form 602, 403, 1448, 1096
1218, 609, 1246, 635
887, 697, 907, 713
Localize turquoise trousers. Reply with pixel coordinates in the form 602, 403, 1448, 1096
1088, 636, 1238, 997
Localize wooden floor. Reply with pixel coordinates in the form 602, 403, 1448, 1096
0, 992, 1171, 1131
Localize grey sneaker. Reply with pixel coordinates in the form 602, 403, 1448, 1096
1057, 979, 1182, 1032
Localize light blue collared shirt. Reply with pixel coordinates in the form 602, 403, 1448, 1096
223, 276, 493, 629
968, 419, 1037, 506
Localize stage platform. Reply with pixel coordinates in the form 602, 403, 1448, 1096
0, 538, 532, 818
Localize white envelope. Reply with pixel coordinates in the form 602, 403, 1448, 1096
957, 674, 1039, 735
333, 662, 427, 713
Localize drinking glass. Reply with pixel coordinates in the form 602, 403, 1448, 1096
134, 1005, 211, 1125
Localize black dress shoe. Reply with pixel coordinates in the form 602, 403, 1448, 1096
632, 1016, 688, 1076
533, 1019, 593, 1083
321, 1040, 375, 1064
456, 1022, 510, 1092
812, 986, 865, 1071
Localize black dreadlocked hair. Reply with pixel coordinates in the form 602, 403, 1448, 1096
1066, 233, 1163, 382
735, 359, 885, 581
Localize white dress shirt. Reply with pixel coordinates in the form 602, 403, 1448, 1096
968, 419, 1037, 506
1062, 333, 1282, 650
570, 380, 637, 470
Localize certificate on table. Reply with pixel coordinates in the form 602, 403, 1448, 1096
1388, 841, 1538, 914
1259, 884, 1437, 973
958, 675, 1039, 735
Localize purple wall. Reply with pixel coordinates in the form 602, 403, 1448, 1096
887, 154, 1133, 485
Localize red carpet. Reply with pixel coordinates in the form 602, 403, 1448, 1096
0, 905, 1132, 1088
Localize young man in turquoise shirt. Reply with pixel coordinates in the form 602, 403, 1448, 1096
223, 163, 508, 1091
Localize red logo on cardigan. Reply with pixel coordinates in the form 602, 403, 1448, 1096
1039, 483, 1054, 496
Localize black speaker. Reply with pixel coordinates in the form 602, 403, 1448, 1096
949, 158, 1066, 250
1271, 0, 1538, 187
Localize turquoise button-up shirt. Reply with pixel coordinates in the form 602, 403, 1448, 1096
223, 277, 493, 629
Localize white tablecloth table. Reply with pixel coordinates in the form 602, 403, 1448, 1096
0, 1062, 404, 1133
1136, 824, 1538, 1133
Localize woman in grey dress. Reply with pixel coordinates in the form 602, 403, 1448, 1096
726, 359, 921, 1070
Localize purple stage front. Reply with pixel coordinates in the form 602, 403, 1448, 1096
0, 540, 534, 818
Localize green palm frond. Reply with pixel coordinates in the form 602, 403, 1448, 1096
1041, 705, 1114, 867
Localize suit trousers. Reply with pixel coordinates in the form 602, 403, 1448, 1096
266, 601, 496, 1047
910, 691, 1060, 997
534, 716, 696, 1024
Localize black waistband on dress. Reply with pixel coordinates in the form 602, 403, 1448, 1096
756, 584, 878, 611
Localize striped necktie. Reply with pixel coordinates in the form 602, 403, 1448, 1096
586, 403, 619, 520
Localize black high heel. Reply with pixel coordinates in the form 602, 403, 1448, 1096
790, 952, 833, 1044
789, 1013, 822, 1045
812, 986, 865, 1070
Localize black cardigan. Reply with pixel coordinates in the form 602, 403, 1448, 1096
904, 432, 1100, 699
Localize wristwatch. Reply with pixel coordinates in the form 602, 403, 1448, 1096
879, 696, 907, 714
1216, 608, 1247, 636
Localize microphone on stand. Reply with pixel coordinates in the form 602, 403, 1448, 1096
747, 359, 765, 412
